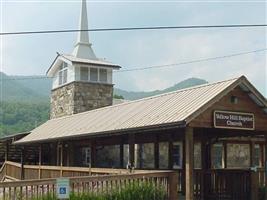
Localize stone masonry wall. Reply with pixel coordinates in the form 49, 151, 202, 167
50, 82, 113, 119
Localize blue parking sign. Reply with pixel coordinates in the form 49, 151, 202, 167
57, 178, 70, 199
60, 187, 66, 194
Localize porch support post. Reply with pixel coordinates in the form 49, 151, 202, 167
59, 142, 63, 177
90, 141, 96, 168
68, 142, 74, 166
249, 139, 258, 200
168, 134, 173, 169
129, 134, 135, 169
120, 142, 124, 168
265, 135, 267, 200
185, 127, 194, 200
60, 143, 63, 167
38, 144, 42, 179
5, 142, 9, 162
20, 146, 25, 180
250, 140, 255, 167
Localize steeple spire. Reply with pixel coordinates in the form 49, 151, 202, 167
72, 0, 97, 60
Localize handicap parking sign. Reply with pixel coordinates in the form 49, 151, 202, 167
59, 187, 67, 194
57, 178, 70, 199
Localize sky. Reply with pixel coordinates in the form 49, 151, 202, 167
0, 0, 266, 95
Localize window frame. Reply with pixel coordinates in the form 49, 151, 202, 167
58, 62, 68, 86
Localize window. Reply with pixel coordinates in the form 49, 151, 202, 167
96, 145, 120, 168
211, 143, 223, 168
82, 147, 91, 166
99, 68, 107, 82
230, 96, 238, 104
227, 144, 250, 168
173, 142, 182, 169
136, 143, 154, 169
159, 142, 169, 169
58, 62, 68, 85
90, 68, 98, 82
254, 144, 261, 167
80, 67, 89, 81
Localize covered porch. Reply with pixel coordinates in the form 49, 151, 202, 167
2, 126, 265, 199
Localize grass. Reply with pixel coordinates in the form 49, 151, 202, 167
30, 182, 167, 200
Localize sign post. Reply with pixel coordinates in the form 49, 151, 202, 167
56, 178, 70, 199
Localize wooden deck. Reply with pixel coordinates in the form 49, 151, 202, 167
0, 166, 178, 200
0, 161, 264, 200
0, 161, 163, 181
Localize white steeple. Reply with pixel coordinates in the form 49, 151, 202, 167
72, 0, 97, 60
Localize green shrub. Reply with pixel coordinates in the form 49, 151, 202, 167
31, 182, 167, 200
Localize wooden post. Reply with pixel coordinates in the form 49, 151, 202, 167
38, 144, 42, 179
154, 135, 159, 169
120, 143, 124, 168
182, 138, 186, 195
90, 141, 96, 168
129, 134, 135, 169
20, 147, 25, 180
250, 140, 255, 167
185, 127, 194, 200
251, 170, 259, 200
60, 143, 63, 177
168, 135, 173, 170
168, 172, 179, 200
68, 142, 74, 166
201, 140, 206, 199
265, 135, 267, 200
5, 142, 9, 162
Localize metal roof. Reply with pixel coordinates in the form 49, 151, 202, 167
15, 76, 267, 144
47, 54, 121, 76
62, 54, 121, 68
0, 132, 30, 142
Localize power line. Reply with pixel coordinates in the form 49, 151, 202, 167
116, 48, 267, 73
1, 24, 267, 36
1, 48, 266, 81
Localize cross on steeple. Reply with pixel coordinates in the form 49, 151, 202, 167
72, 0, 97, 60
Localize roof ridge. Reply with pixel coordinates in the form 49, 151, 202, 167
50, 76, 242, 122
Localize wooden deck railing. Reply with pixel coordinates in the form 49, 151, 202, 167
193, 169, 259, 200
0, 171, 178, 200
0, 161, 157, 181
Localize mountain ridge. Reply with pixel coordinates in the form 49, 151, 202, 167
0, 72, 207, 136
1, 72, 208, 101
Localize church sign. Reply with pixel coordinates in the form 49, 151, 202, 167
214, 111, 254, 130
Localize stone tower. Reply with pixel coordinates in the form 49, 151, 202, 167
47, 0, 120, 119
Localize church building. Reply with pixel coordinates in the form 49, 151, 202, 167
1, 1, 267, 199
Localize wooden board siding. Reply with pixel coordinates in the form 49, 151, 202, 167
189, 86, 267, 131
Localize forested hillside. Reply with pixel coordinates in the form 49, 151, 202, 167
0, 102, 49, 137
0, 72, 207, 136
